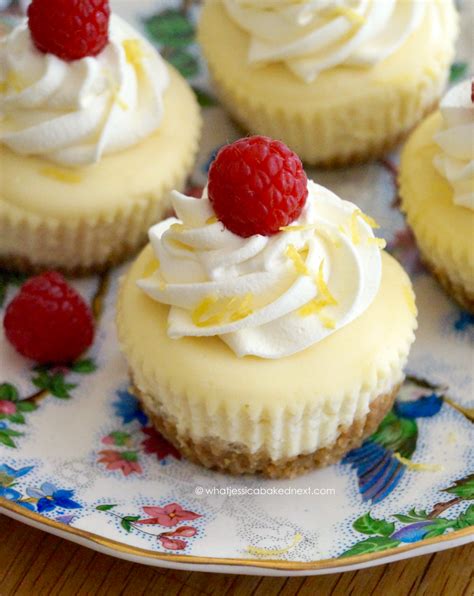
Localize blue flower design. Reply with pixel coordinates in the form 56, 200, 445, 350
0, 464, 34, 484
17, 500, 36, 511
394, 393, 443, 419
0, 422, 7, 429
113, 390, 148, 425
26, 482, 82, 513
454, 311, 474, 332
0, 485, 22, 500
55, 513, 76, 525
0, 485, 35, 510
0, 464, 35, 510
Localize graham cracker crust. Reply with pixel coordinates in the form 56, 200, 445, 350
132, 383, 400, 479
423, 258, 474, 315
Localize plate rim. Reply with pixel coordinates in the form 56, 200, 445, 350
2, 498, 473, 573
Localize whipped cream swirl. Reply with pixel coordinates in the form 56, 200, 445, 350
0, 14, 169, 166
433, 79, 474, 211
224, 0, 448, 82
138, 183, 383, 359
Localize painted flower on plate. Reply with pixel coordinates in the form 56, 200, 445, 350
0, 486, 35, 510
159, 525, 197, 549
141, 427, 181, 461
113, 390, 148, 426
0, 463, 33, 484
102, 431, 132, 447
0, 464, 35, 510
55, 514, 76, 525
0, 401, 16, 415
26, 482, 82, 513
0, 483, 20, 500
97, 450, 142, 476
160, 537, 186, 550
137, 503, 201, 527
454, 311, 474, 333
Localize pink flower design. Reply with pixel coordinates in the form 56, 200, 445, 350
157, 526, 197, 550
161, 526, 197, 538
137, 503, 201, 527
101, 431, 132, 447
0, 401, 16, 415
159, 536, 187, 550
97, 450, 142, 476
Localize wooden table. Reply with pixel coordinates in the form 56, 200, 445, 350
1, 515, 472, 595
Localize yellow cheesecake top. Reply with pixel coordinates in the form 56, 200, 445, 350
0, 66, 198, 219
117, 245, 417, 410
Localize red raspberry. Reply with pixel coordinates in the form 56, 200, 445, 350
208, 136, 308, 237
28, 0, 110, 62
4, 272, 94, 364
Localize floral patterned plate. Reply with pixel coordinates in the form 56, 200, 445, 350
0, 0, 473, 577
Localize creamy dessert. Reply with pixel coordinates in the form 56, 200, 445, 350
400, 79, 474, 312
198, 0, 458, 166
0, 0, 201, 274
117, 136, 417, 477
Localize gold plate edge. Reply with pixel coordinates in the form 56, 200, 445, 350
1, 498, 473, 571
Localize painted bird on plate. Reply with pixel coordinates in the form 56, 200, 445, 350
342, 389, 444, 504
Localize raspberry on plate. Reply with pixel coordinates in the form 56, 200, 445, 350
28, 0, 110, 61
3, 272, 95, 364
208, 136, 308, 237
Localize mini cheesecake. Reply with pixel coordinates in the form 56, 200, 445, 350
117, 137, 417, 477
0, 7, 201, 274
